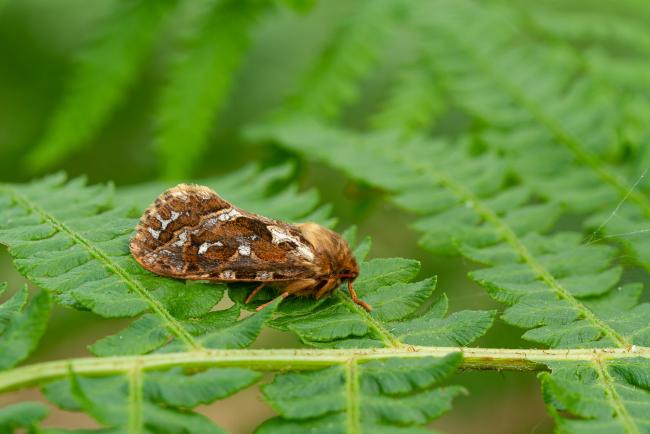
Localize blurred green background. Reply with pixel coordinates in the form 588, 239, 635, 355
2, 0, 647, 432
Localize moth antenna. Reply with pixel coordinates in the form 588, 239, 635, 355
255, 291, 289, 311
347, 281, 372, 312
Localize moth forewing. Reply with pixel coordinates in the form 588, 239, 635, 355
129, 184, 371, 311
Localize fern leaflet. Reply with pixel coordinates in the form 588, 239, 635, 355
156, 0, 264, 178
541, 358, 650, 433
41, 366, 261, 433
414, 0, 650, 272
370, 55, 445, 137
25, 0, 177, 172
276, 0, 400, 120
0, 283, 51, 370
258, 353, 464, 434
0, 402, 48, 433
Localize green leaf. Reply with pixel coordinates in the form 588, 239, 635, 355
89, 314, 170, 357
470, 232, 650, 348
156, 0, 266, 178
414, 0, 650, 273
0, 284, 51, 370
370, 56, 445, 137
165, 298, 281, 352
144, 367, 261, 408
25, 0, 177, 171
43, 366, 260, 434
276, 0, 401, 120
541, 358, 650, 433
258, 353, 464, 433
0, 402, 48, 432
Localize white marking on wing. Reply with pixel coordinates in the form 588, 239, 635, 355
220, 270, 235, 279
268, 225, 315, 261
204, 217, 218, 228
147, 227, 160, 239
238, 244, 251, 256
295, 244, 315, 261
154, 210, 180, 230
198, 241, 223, 255
172, 231, 188, 247
217, 208, 242, 222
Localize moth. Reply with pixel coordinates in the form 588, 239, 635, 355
130, 184, 371, 311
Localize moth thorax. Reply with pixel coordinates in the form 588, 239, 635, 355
296, 222, 359, 277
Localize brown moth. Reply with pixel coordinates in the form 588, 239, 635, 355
130, 184, 371, 311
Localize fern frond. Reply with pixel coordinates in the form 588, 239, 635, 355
416, 0, 650, 271
277, 0, 401, 120
229, 235, 494, 349
0, 165, 321, 355
541, 358, 650, 433
419, 1, 622, 155
24, 0, 177, 172
0, 168, 496, 431
156, 0, 264, 179
0, 283, 51, 370
258, 353, 464, 433
369, 56, 445, 137
249, 120, 649, 349
0, 402, 48, 432
41, 366, 260, 433
520, 6, 650, 56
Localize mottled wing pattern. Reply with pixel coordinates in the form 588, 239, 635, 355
130, 184, 318, 281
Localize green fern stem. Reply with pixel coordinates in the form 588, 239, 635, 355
345, 358, 361, 434
128, 362, 144, 434
334, 291, 403, 348
1, 347, 647, 393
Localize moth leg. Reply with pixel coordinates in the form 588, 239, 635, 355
255, 291, 289, 311
245, 282, 267, 304
348, 281, 372, 312
255, 279, 317, 311
284, 279, 318, 295
315, 278, 336, 299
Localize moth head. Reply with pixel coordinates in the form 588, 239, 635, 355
296, 222, 359, 280
337, 254, 359, 281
